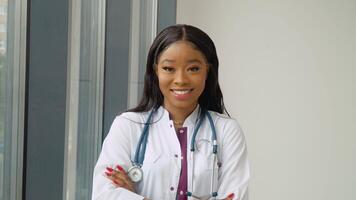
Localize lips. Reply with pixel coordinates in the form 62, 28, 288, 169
170, 89, 194, 100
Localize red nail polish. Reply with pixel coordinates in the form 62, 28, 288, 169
116, 165, 125, 172
106, 167, 113, 172
228, 193, 235, 198
113, 180, 119, 185
105, 172, 112, 176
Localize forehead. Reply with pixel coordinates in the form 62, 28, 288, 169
157, 41, 207, 63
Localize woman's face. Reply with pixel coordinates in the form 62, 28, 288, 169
155, 41, 209, 113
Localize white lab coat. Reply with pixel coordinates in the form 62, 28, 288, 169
92, 106, 250, 200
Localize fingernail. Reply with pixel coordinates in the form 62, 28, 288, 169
116, 165, 125, 172
113, 180, 119, 185
106, 167, 114, 172
105, 172, 112, 176
228, 193, 235, 198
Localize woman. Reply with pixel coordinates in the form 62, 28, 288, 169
92, 24, 250, 200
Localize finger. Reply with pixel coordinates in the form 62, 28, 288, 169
110, 174, 134, 191
118, 173, 135, 189
106, 167, 114, 172
112, 169, 135, 191
106, 165, 135, 192
112, 179, 125, 187
106, 172, 126, 187
225, 193, 234, 200
119, 172, 133, 185
109, 166, 129, 180
105, 170, 124, 183
104, 168, 131, 189
105, 170, 120, 180
110, 171, 126, 182
105, 175, 125, 188
104, 165, 125, 177
111, 169, 133, 186
104, 166, 115, 178
116, 165, 126, 173
104, 171, 113, 177
105, 167, 124, 178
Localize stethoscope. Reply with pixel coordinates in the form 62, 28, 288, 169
127, 108, 219, 199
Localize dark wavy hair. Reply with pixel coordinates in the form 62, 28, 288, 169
129, 24, 228, 116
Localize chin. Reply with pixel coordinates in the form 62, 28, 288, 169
170, 101, 197, 110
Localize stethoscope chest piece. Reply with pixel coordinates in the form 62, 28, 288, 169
128, 165, 143, 183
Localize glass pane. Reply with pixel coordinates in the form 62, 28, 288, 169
0, 0, 25, 199
64, 0, 105, 199
0, 0, 8, 198
75, 1, 104, 198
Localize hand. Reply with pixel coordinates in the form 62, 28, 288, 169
105, 165, 136, 192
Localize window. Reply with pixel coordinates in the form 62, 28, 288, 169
0, 0, 26, 199
0, 0, 9, 198
63, 0, 106, 199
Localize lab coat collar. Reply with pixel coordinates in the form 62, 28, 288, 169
156, 104, 201, 127
183, 104, 201, 127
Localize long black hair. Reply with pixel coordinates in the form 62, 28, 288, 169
129, 24, 228, 116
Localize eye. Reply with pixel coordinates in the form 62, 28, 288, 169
188, 66, 201, 72
162, 66, 175, 72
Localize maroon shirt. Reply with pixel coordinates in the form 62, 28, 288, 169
176, 127, 188, 200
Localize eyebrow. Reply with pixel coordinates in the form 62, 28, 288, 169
160, 59, 203, 64
161, 59, 175, 63
187, 59, 203, 64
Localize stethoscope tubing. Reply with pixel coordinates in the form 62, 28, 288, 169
133, 108, 219, 199
134, 109, 155, 166
188, 111, 218, 200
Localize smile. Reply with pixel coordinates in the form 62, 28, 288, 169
171, 89, 194, 95
170, 89, 194, 100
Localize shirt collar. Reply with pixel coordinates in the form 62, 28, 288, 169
157, 104, 201, 127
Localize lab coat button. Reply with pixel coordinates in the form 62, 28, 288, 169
170, 186, 174, 191
174, 154, 178, 158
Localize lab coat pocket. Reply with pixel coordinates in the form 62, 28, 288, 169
192, 150, 219, 198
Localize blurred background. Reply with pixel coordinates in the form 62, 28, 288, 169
0, 0, 355, 200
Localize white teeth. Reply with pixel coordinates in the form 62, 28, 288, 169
173, 90, 191, 95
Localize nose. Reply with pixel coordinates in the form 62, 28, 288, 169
174, 70, 189, 86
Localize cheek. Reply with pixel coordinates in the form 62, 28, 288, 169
194, 77, 207, 94
157, 75, 170, 91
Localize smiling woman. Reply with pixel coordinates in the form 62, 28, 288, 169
92, 24, 250, 200
155, 41, 209, 124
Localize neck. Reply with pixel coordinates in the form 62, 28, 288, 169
164, 104, 198, 125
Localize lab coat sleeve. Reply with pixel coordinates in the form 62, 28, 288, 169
91, 115, 145, 200
217, 118, 250, 200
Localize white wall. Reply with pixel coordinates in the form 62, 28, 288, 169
177, 1, 356, 200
